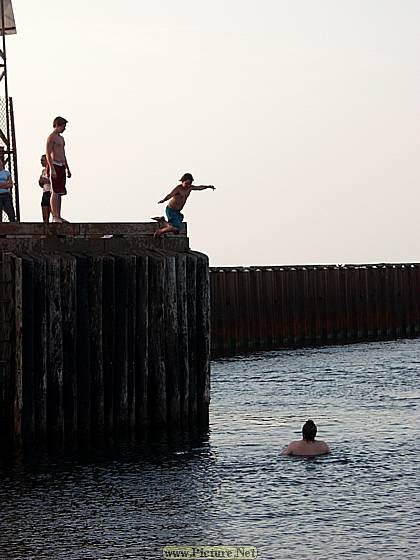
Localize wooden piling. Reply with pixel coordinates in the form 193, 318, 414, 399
165, 255, 181, 428
75, 255, 91, 444
186, 254, 197, 425
148, 255, 167, 427
102, 256, 116, 439
114, 255, 129, 432
89, 256, 105, 442
135, 254, 149, 431
209, 263, 420, 356
46, 256, 64, 446
32, 256, 48, 444
22, 256, 35, 445
176, 254, 189, 427
60, 255, 77, 446
196, 254, 210, 428
0, 223, 211, 452
127, 255, 137, 436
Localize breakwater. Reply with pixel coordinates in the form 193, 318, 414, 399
210, 264, 420, 356
0, 223, 210, 451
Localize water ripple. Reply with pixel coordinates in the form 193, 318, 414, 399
0, 339, 419, 559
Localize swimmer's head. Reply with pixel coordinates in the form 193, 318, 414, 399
302, 419, 317, 441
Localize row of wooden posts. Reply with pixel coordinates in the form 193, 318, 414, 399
0, 248, 210, 451
210, 264, 420, 356
1, 222, 418, 453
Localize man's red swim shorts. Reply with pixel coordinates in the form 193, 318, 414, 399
51, 164, 67, 195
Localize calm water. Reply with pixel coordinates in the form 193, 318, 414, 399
1, 339, 419, 560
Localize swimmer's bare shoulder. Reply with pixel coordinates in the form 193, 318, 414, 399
317, 440, 331, 454
282, 440, 331, 456
281, 441, 300, 456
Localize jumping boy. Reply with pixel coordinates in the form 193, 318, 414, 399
153, 173, 215, 236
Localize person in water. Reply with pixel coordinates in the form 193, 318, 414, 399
282, 419, 331, 456
152, 172, 215, 236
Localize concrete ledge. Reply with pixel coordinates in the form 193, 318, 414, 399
0, 222, 187, 238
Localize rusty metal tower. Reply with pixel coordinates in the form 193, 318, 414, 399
0, 0, 18, 222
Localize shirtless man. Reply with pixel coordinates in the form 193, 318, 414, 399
152, 173, 215, 237
46, 116, 72, 223
282, 420, 331, 457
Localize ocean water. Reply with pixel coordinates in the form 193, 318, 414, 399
0, 339, 419, 560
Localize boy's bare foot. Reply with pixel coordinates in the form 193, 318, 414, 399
52, 217, 70, 223
152, 216, 166, 223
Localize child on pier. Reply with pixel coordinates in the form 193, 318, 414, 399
39, 154, 52, 223
152, 173, 215, 237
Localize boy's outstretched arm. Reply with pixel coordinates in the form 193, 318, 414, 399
191, 185, 216, 191
158, 186, 179, 204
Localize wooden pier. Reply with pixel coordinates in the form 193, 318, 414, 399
0, 223, 210, 451
210, 264, 420, 356
2, 223, 419, 452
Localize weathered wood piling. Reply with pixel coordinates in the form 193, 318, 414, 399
0, 223, 210, 452
2, 223, 419, 451
210, 264, 420, 356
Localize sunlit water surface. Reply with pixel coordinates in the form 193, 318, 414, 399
1, 339, 419, 559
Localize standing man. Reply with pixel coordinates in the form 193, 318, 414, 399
46, 116, 71, 223
0, 157, 15, 222
153, 173, 215, 237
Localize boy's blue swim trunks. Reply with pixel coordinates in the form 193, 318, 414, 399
166, 206, 184, 230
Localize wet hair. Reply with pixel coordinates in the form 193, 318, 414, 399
53, 116, 68, 127
180, 172, 194, 183
302, 419, 317, 441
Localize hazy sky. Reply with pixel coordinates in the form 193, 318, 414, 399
7, 0, 420, 265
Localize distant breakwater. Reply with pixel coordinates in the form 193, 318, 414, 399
0, 223, 210, 452
210, 264, 420, 356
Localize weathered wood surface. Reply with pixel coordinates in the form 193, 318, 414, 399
195, 254, 210, 428
0, 222, 187, 237
32, 256, 48, 443
210, 264, 420, 356
89, 256, 104, 441
176, 254, 189, 427
75, 254, 91, 444
114, 255, 129, 432
22, 257, 35, 445
47, 256, 64, 446
186, 254, 197, 426
148, 255, 167, 427
102, 256, 116, 439
60, 255, 77, 446
0, 227, 211, 453
0, 222, 187, 238
127, 255, 137, 437
165, 255, 180, 427
135, 255, 149, 431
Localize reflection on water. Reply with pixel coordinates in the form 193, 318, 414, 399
1, 339, 419, 559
